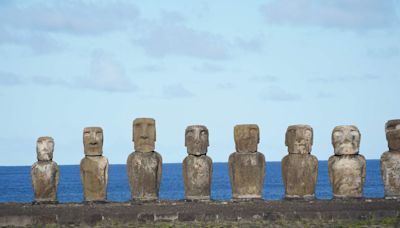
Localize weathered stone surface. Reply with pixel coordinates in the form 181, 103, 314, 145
282, 125, 318, 199
381, 119, 400, 198
183, 155, 212, 200
328, 155, 366, 198
229, 124, 265, 199
228, 152, 265, 199
285, 125, 313, 154
80, 127, 109, 202
329, 125, 366, 198
185, 125, 209, 156
127, 118, 162, 200
132, 118, 156, 153
332, 125, 361, 155
83, 127, 103, 156
282, 155, 318, 199
80, 156, 109, 202
31, 137, 59, 203
234, 124, 259, 153
183, 125, 212, 200
127, 151, 162, 200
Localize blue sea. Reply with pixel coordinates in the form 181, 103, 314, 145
0, 160, 384, 203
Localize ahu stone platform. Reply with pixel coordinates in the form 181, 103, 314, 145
1, 199, 400, 227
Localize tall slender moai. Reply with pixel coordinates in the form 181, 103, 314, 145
127, 118, 162, 201
229, 124, 266, 200
281, 125, 318, 200
31, 136, 59, 203
328, 125, 366, 198
80, 127, 109, 202
182, 125, 212, 200
380, 119, 400, 199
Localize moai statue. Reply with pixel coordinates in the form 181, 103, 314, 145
31, 136, 59, 203
182, 125, 212, 200
229, 124, 265, 200
80, 127, 109, 202
328, 125, 366, 198
282, 125, 318, 200
127, 118, 162, 201
380, 119, 400, 199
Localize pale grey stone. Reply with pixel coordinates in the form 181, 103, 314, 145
185, 125, 209, 156
329, 125, 366, 198
31, 136, 59, 203
332, 125, 361, 155
282, 125, 318, 199
380, 119, 400, 198
183, 155, 212, 200
328, 155, 366, 198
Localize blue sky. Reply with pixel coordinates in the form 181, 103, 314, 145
0, 0, 399, 165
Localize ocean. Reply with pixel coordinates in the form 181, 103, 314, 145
0, 160, 384, 203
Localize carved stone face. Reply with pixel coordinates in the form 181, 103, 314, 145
332, 125, 361, 155
133, 118, 156, 153
285, 125, 313, 154
386, 119, 400, 151
185, 125, 209, 155
83, 127, 103, 156
36, 136, 54, 161
234, 124, 259, 153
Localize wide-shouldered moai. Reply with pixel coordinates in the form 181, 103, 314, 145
183, 125, 212, 200
328, 125, 366, 198
31, 136, 59, 203
380, 119, 400, 199
229, 124, 265, 200
127, 118, 162, 201
80, 127, 109, 202
282, 125, 318, 200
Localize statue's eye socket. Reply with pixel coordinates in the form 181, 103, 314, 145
200, 130, 207, 135
84, 132, 90, 136
350, 131, 359, 137
250, 128, 258, 135
333, 131, 342, 139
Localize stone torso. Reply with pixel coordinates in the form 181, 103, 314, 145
182, 155, 212, 200
80, 156, 108, 201
281, 154, 318, 198
31, 161, 59, 202
381, 151, 400, 198
328, 155, 366, 198
127, 151, 162, 200
229, 152, 265, 199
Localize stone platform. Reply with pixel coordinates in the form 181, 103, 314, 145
1, 199, 400, 227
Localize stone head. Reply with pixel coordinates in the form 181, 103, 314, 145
83, 127, 103, 156
385, 119, 400, 151
234, 124, 259, 153
36, 136, 54, 161
185, 125, 209, 155
332, 125, 361, 155
133, 118, 156, 153
285, 125, 313, 154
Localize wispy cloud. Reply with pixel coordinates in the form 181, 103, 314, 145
260, 86, 301, 102
234, 35, 264, 53
260, 0, 399, 30
0, 71, 24, 86
249, 75, 278, 83
192, 63, 225, 73
0, 1, 140, 35
135, 24, 229, 60
367, 47, 400, 59
134, 65, 164, 72
216, 82, 235, 90
78, 50, 137, 92
308, 74, 380, 83
162, 84, 194, 99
